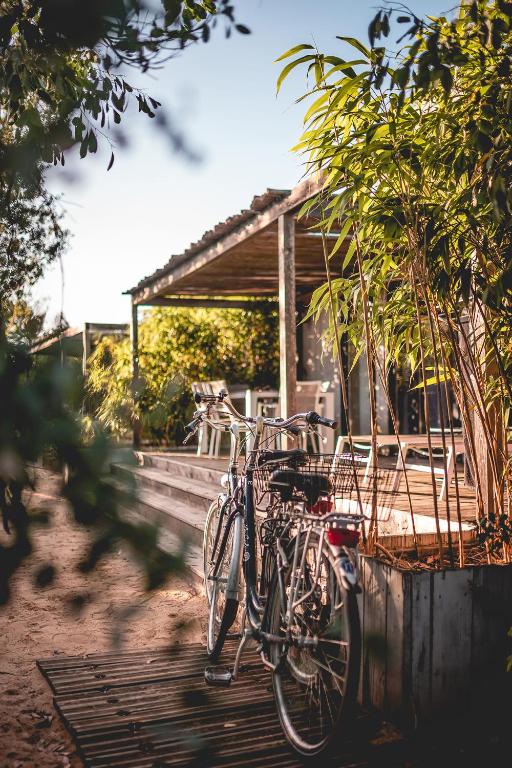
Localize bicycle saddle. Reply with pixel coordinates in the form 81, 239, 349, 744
268, 469, 331, 505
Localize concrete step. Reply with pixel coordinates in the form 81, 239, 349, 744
124, 483, 207, 549
136, 452, 224, 487
112, 463, 218, 514
120, 506, 203, 585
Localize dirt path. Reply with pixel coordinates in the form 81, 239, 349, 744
0, 470, 205, 768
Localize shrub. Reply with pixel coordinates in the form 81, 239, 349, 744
87, 306, 279, 444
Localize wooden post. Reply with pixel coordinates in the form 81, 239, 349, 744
278, 213, 297, 420
130, 300, 141, 449
82, 324, 91, 377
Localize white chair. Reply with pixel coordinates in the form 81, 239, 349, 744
295, 380, 324, 452
191, 380, 233, 458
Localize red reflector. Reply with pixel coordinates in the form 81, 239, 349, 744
327, 528, 360, 547
307, 499, 333, 515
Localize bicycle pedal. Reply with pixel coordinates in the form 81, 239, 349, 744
204, 666, 233, 687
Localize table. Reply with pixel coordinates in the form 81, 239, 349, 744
336, 433, 465, 501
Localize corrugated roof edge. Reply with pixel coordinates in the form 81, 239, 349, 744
124, 188, 291, 295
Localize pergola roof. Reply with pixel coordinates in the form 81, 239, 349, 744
127, 177, 343, 306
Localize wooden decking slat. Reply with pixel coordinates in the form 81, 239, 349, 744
38, 639, 402, 768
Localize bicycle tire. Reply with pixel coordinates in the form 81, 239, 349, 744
207, 512, 241, 660
203, 496, 224, 606
267, 531, 361, 758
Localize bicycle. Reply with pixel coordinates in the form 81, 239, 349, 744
185, 389, 296, 655
184, 391, 365, 758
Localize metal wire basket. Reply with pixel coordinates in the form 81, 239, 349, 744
252, 453, 363, 506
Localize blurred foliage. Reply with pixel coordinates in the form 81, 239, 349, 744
87, 306, 279, 444
3, 291, 46, 344
0, 325, 187, 604
0, 1, 246, 178
0, 141, 67, 298
0, 1, 248, 603
1, 1, 245, 297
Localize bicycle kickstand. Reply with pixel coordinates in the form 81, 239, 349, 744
204, 612, 251, 687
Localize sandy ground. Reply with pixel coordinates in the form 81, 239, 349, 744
0, 470, 205, 768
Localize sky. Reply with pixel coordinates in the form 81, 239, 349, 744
34, 0, 451, 329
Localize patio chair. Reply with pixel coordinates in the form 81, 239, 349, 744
191, 380, 233, 458
252, 380, 330, 451
295, 380, 324, 452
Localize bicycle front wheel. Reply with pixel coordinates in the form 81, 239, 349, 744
267, 531, 361, 758
207, 511, 241, 660
203, 496, 224, 606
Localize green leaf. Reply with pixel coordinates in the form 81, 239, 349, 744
88, 130, 97, 153
276, 54, 316, 94
275, 43, 315, 63
411, 373, 449, 390
336, 36, 371, 59
342, 238, 357, 269
164, 0, 182, 20
329, 219, 353, 259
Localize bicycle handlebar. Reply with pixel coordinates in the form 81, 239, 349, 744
185, 391, 336, 445
184, 415, 202, 434
305, 411, 337, 430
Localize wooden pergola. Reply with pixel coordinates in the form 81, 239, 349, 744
126, 178, 347, 447
30, 322, 129, 374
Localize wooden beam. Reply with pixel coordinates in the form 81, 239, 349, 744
139, 297, 276, 310
131, 177, 323, 305
82, 326, 91, 377
130, 301, 141, 449
278, 213, 297, 419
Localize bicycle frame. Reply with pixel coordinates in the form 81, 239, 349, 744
207, 415, 271, 629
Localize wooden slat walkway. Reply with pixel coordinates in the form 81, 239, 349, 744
38, 640, 404, 768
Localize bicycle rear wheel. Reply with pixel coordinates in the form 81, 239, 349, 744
207, 511, 241, 660
267, 530, 361, 758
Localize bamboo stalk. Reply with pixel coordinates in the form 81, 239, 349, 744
455, 303, 503, 514
354, 230, 379, 552
432, 308, 466, 567
422, 290, 455, 567
372, 339, 421, 559
442, 304, 487, 525
320, 229, 367, 547
411, 274, 444, 566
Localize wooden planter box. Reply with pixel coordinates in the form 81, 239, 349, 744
358, 557, 512, 731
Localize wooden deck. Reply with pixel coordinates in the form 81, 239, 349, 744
156, 450, 477, 524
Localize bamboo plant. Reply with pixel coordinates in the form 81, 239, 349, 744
279, 1, 512, 566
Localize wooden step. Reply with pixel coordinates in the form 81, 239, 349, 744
121, 506, 203, 584
112, 464, 218, 514
137, 452, 225, 486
